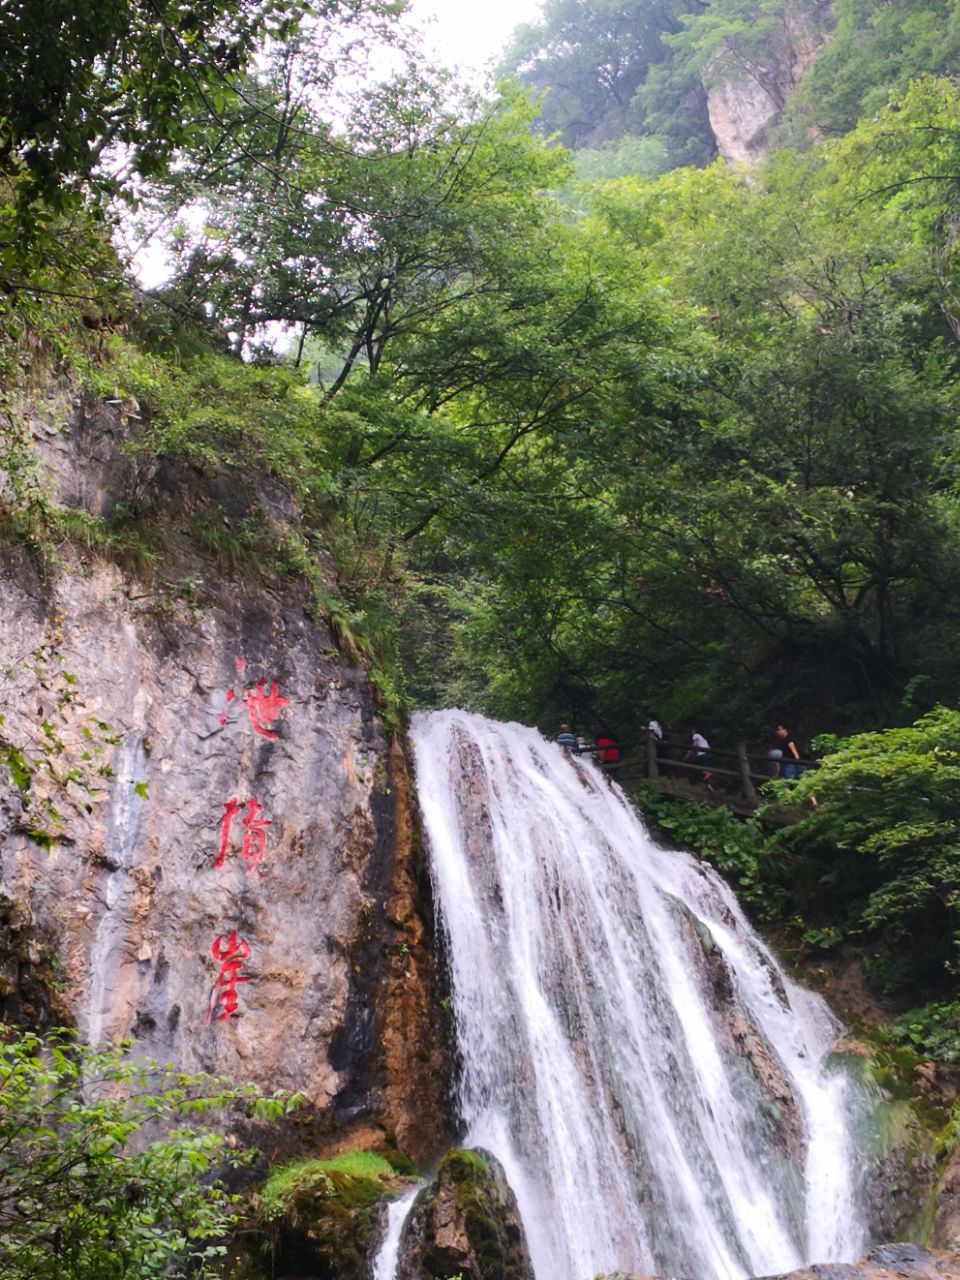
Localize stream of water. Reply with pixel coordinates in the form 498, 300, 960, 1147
406, 709, 868, 1280
84, 732, 148, 1047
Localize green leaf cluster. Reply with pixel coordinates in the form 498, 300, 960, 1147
780, 706, 960, 992
0, 1026, 287, 1280
631, 784, 777, 914
889, 1001, 960, 1063
498, 0, 715, 165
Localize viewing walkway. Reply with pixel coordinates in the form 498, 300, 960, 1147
587, 731, 816, 822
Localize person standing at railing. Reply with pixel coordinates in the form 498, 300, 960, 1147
685, 727, 714, 790
557, 723, 578, 752
774, 724, 803, 779
647, 716, 663, 744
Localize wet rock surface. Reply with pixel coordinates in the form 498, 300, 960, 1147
762, 1244, 960, 1280
0, 387, 449, 1154
396, 1148, 534, 1280
599, 1244, 960, 1280
678, 902, 805, 1168
935, 1146, 960, 1251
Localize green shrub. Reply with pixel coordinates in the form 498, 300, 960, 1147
890, 1002, 960, 1062
632, 784, 780, 916
0, 1025, 291, 1280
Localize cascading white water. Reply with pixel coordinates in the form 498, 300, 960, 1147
373, 1184, 422, 1280
411, 709, 868, 1280
84, 733, 148, 1047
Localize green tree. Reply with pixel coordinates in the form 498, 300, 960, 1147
0, 1026, 293, 1280
499, 0, 714, 162
0, 0, 402, 203
781, 0, 960, 144
783, 708, 960, 994
158, 72, 568, 377
0, 0, 405, 278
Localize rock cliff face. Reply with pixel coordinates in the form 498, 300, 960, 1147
704, 0, 830, 166
0, 381, 449, 1162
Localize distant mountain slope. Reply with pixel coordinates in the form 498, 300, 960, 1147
502, 0, 960, 169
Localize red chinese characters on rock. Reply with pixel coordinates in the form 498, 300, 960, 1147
240, 797, 271, 876
216, 797, 241, 868
207, 657, 287, 1028
205, 931, 251, 1025
215, 796, 272, 878
218, 662, 290, 740
243, 678, 289, 740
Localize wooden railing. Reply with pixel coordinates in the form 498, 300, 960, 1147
579, 730, 815, 818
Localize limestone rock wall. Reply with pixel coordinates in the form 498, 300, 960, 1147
0, 384, 450, 1161
704, 0, 830, 166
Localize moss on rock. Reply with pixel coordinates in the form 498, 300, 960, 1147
397, 1146, 534, 1280
244, 1147, 414, 1280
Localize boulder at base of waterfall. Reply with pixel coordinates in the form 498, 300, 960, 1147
597, 1242, 960, 1280
395, 1147, 534, 1280
235, 1148, 415, 1280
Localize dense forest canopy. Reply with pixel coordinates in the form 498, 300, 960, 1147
3, 0, 960, 744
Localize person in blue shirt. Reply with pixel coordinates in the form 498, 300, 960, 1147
556, 723, 578, 752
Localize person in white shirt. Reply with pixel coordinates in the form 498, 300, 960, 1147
647, 717, 663, 742
685, 727, 713, 788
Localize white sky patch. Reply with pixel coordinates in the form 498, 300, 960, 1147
130, 0, 546, 288
407, 0, 545, 82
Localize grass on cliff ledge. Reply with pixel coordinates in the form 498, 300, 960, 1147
260, 1150, 400, 1221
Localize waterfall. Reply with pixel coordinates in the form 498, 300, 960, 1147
373, 1184, 422, 1280
84, 733, 148, 1047
411, 710, 868, 1280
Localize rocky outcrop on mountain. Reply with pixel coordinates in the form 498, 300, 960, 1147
704, 0, 830, 165
0, 380, 450, 1161
395, 1148, 535, 1280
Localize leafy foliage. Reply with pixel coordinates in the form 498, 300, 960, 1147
781, 707, 960, 992
499, 0, 715, 164
890, 1002, 960, 1063
398, 78, 960, 744
633, 784, 778, 912
0, 1026, 293, 1280
782, 0, 960, 143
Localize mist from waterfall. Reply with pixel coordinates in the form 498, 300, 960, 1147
411, 709, 868, 1280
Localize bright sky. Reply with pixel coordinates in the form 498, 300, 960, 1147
407, 0, 545, 79
132, 0, 545, 286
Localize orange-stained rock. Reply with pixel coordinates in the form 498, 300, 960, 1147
376, 735, 453, 1162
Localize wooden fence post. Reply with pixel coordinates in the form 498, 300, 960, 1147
737, 742, 756, 801
646, 730, 659, 780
